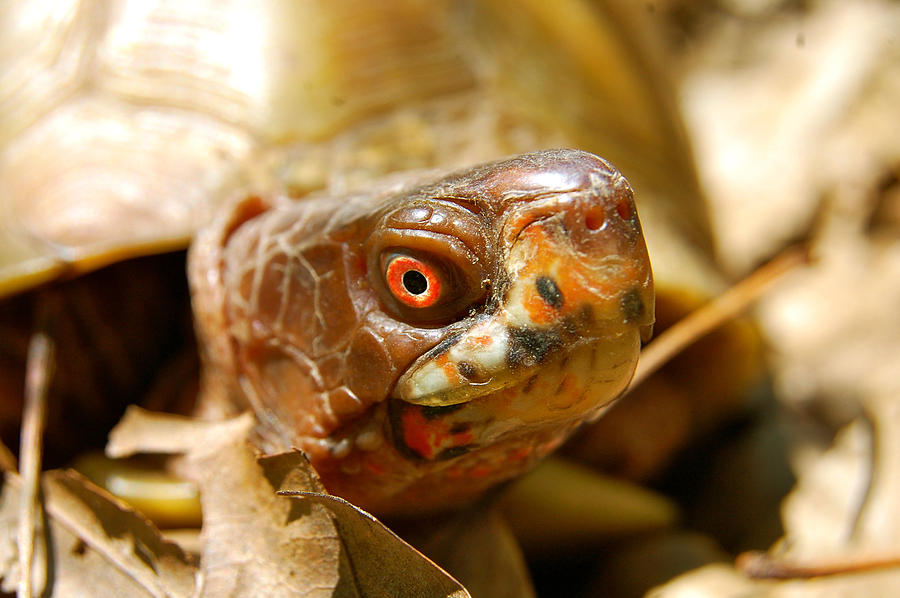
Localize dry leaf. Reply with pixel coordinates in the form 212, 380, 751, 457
1, 468, 196, 597
681, 0, 900, 274
287, 492, 471, 598
108, 407, 469, 597
106, 405, 256, 458
183, 432, 344, 597
644, 1, 900, 594
650, 394, 900, 597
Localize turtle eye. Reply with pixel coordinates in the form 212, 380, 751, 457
384, 254, 443, 308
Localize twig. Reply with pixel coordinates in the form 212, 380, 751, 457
737, 549, 900, 579
17, 302, 56, 598
630, 245, 810, 390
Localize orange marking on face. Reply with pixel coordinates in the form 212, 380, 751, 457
401, 405, 474, 460
520, 226, 557, 267
400, 407, 437, 460
441, 361, 459, 381
523, 284, 558, 324
509, 446, 533, 461
471, 335, 493, 347
451, 428, 474, 446
468, 464, 496, 478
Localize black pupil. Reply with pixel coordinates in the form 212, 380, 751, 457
402, 269, 428, 295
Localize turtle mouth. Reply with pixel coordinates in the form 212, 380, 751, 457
388, 336, 639, 462
391, 308, 601, 407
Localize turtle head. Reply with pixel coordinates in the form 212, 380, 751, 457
369, 150, 653, 508
191, 149, 653, 514
384, 149, 654, 408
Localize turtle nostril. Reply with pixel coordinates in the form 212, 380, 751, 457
584, 206, 606, 230
616, 198, 632, 220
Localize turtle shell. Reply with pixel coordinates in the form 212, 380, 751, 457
0, 0, 718, 299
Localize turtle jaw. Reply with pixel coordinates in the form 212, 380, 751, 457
388, 331, 642, 463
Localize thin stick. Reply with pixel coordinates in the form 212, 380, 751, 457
17, 315, 55, 598
737, 549, 900, 579
630, 245, 810, 390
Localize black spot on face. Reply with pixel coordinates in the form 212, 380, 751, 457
72, 539, 87, 557
457, 360, 477, 380
421, 403, 465, 419
559, 305, 593, 336
535, 276, 564, 309
507, 326, 562, 369
450, 422, 470, 435
620, 288, 645, 322
457, 360, 491, 383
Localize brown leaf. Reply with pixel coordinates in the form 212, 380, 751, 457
1, 468, 196, 597
259, 451, 327, 496
284, 491, 470, 598
169, 417, 342, 597
106, 404, 255, 458
119, 407, 468, 597
0, 475, 20, 591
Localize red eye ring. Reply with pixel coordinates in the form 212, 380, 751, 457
385, 255, 442, 308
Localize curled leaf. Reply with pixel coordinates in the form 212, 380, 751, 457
282, 491, 470, 598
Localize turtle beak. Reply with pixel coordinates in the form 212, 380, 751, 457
393, 167, 654, 407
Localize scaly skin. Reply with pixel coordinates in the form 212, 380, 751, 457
189, 149, 653, 515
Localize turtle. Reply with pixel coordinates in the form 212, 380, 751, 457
188, 148, 653, 514
0, 0, 748, 515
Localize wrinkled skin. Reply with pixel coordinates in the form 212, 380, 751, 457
191, 149, 653, 515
